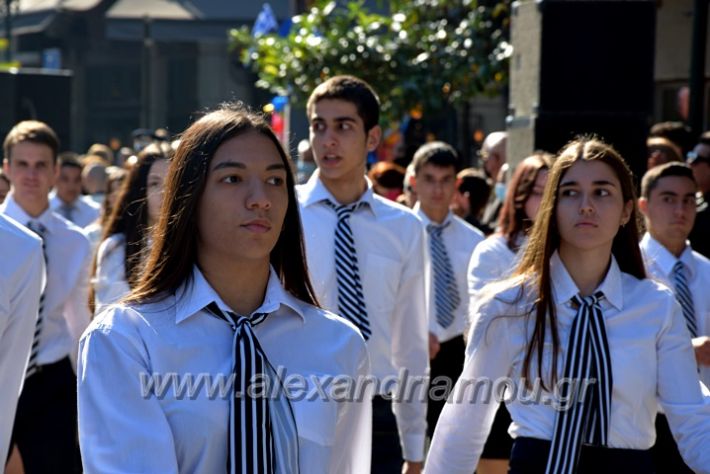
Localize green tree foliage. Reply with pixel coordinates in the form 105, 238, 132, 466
230, 0, 511, 121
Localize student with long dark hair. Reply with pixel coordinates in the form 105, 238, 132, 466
91, 143, 171, 314
426, 138, 710, 473
78, 105, 371, 473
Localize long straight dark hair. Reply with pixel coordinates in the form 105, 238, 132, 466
514, 137, 646, 389
89, 144, 172, 312
497, 152, 554, 251
127, 103, 320, 307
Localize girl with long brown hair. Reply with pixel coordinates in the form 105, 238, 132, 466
426, 137, 710, 473
77, 104, 371, 473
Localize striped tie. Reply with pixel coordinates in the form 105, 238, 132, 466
672, 261, 698, 338
325, 200, 371, 340
546, 292, 613, 474
206, 302, 300, 474
427, 222, 459, 328
26, 220, 47, 379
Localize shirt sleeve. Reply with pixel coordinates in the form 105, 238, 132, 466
425, 296, 514, 474
0, 242, 43, 462
94, 238, 131, 316
390, 223, 430, 462
64, 245, 93, 369
78, 317, 179, 474
656, 297, 710, 473
329, 337, 373, 474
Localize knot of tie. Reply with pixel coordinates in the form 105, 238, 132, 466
426, 221, 450, 237
27, 220, 47, 238
324, 200, 365, 221
571, 291, 604, 309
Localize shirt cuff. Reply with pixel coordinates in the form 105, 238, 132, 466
401, 433, 426, 462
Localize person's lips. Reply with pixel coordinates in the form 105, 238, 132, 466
575, 220, 597, 228
241, 218, 272, 233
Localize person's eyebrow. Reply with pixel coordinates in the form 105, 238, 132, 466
212, 161, 287, 172
560, 179, 617, 187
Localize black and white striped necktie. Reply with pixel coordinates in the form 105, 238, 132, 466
325, 200, 371, 340
427, 222, 459, 328
206, 302, 299, 474
26, 220, 47, 378
546, 291, 613, 474
672, 261, 698, 338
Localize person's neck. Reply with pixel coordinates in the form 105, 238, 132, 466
59, 195, 76, 206
16, 196, 49, 219
652, 232, 687, 258
558, 244, 612, 297
421, 204, 449, 224
198, 255, 270, 316
320, 175, 367, 205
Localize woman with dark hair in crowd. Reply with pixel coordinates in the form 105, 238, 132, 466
465, 151, 553, 474
78, 104, 370, 473
426, 137, 710, 473
85, 165, 128, 251
91, 143, 171, 314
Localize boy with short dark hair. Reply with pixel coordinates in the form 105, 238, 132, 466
638, 162, 710, 474
298, 75, 429, 473
410, 141, 485, 438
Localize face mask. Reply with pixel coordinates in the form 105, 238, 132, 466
494, 182, 507, 202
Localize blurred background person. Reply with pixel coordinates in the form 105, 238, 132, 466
648, 121, 694, 158
451, 168, 493, 235
295, 138, 317, 184
397, 163, 417, 208
84, 166, 128, 253
81, 161, 108, 205
687, 132, 710, 259
86, 143, 113, 166
50, 153, 100, 228
91, 143, 172, 315
646, 136, 683, 170
465, 152, 553, 474
368, 161, 406, 202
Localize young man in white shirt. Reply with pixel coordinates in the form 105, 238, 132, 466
0, 214, 44, 464
297, 75, 429, 474
638, 162, 710, 474
410, 142, 485, 438
2, 120, 92, 473
50, 153, 101, 227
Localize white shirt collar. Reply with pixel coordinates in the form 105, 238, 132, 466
550, 251, 624, 311
640, 233, 696, 280
174, 265, 306, 325
413, 202, 453, 228
0, 193, 61, 234
299, 170, 380, 217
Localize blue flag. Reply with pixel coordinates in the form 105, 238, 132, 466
252, 3, 278, 38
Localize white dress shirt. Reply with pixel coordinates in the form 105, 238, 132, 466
0, 214, 45, 463
415, 204, 484, 343
297, 172, 430, 462
78, 265, 371, 474
50, 193, 101, 228
640, 233, 710, 389
1, 194, 92, 367
93, 233, 131, 315
426, 252, 710, 474
467, 233, 526, 294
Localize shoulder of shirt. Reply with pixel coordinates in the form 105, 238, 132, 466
370, 193, 423, 223
87, 296, 173, 338
623, 271, 675, 301
0, 213, 42, 248
78, 195, 101, 210
691, 249, 710, 270
450, 214, 485, 239
50, 212, 91, 247
474, 233, 510, 256
98, 233, 126, 258
299, 300, 365, 339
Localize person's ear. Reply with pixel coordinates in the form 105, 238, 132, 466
621, 199, 634, 226
637, 197, 648, 217
366, 125, 382, 152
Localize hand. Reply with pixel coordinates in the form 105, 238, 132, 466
692, 336, 710, 366
402, 460, 423, 474
429, 332, 440, 360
